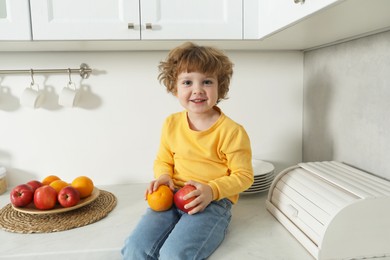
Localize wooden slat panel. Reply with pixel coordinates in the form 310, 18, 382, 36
272, 187, 322, 244
300, 162, 373, 198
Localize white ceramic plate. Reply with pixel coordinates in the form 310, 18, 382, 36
242, 187, 270, 194
252, 159, 275, 176
254, 172, 275, 181
250, 179, 274, 188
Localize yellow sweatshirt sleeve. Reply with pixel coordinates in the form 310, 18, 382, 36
153, 118, 174, 179
208, 125, 254, 202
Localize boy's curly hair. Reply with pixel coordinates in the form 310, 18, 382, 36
158, 42, 233, 103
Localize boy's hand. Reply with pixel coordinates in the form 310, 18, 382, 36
183, 180, 213, 215
144, 174, 174, 199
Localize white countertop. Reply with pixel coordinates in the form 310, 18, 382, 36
0, 184, 313, 260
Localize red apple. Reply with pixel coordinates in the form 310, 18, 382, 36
174, 185, 197, 213
58, 186, 80, 208
10, 184, 34, 207
26, 180, 43, 193
34, 185, 57, 210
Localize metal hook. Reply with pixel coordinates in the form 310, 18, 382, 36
30, 69, 35, 86
68, 68, 72, 85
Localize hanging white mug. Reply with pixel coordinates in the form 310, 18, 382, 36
59, 82, 79, 107
20, 83, 45, 109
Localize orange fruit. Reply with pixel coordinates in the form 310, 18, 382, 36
49, 180, 69, 194
71, 176, 94, 198
147, 185, 174, 212
42, 175, 61, 185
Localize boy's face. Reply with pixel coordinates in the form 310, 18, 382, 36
176, 71, 219, 115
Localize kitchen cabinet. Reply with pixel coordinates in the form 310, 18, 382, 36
1, 0, 390, 50
29, 0, 140, 40
243, 0, 390, 50
140, 0, 242, 40
245, 0, 339, 39
29, 0, 242, 40
0, 0, 31, 40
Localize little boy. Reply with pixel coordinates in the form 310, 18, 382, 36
122, 42, 254, 260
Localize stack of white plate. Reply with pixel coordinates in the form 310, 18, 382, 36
242, 159, 275, 194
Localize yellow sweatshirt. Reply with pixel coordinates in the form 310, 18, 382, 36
153, 108, 254, 204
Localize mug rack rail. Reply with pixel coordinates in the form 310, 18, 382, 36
0, 63, 92, 79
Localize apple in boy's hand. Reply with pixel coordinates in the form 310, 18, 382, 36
10, 184, 34, 207
26, 180, 43, 193
58, 186, 80, 208
174, 184, 196, 213
34, 185, 57, 210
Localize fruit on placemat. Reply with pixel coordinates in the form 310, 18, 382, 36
42, 175, 61, 185
34, 185, 58, 210
10, 184, 34, 207
49, 180, 69, 194
9, 175, 96, 211
147, 185, 174, 212
26, 180, 43, 193
71, 176, 94, 198
174, 184, 196, 213
58, 186, 80, 208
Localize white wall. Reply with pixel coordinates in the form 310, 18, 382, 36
303, 30, 390, 180
0, 50, 303, 187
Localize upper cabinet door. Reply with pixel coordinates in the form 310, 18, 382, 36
245, 0, 340, 39
0, 0, 31, 40
140, 0, 242, 40
30, 0, 140, 40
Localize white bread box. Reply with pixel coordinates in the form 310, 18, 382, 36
266, 161, 390, 260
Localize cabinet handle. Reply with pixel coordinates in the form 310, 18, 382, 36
146, 23, 153, 30
128, 23, 135, 29
294, 0, 305, 4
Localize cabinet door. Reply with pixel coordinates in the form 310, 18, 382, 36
29, 0, 140, 40
0, 0, 31, 40
245, 0, 340, 39
140, 0, 242, 40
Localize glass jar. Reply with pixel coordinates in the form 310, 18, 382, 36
0, 166, 7, 195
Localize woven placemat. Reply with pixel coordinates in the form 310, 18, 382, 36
0, 190, 117, 234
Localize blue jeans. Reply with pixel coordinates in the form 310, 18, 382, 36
121, 198, 232, 260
